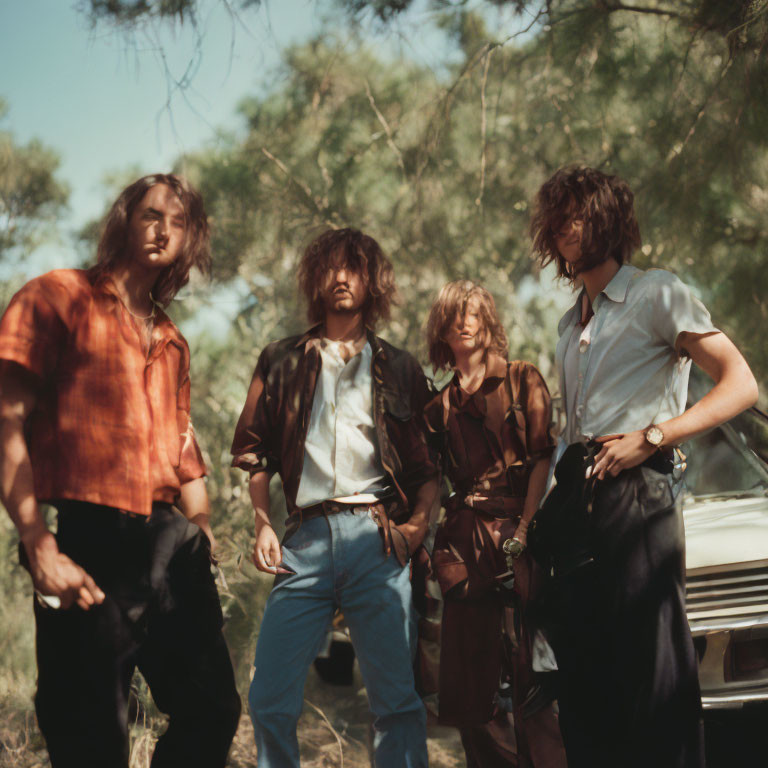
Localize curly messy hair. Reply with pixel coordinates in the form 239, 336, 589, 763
530, 165, 641, 282
426, 280, 508, 371
297, 227, 397, 328
89, 173, 211, 306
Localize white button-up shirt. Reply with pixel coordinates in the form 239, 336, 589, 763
556, 265, 718, 447
295, 339, 386, 508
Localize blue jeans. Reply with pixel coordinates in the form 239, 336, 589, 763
249, 508, 428, 768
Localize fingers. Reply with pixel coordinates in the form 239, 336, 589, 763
268, 538, 282, 570
390, 525, 410, 567
66, 567, 104, 611
253, 545, 278, 574
373, 504, 392, 556
76, 585, 96, 611
252, 530, 283, 574
590, 446, 608, 480
594, 433, 624, 444
591, 438, 623, 479
80, 571, 105, 605
33, 555, 105, 612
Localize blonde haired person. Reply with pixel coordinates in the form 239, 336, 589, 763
424, 280, 566, 768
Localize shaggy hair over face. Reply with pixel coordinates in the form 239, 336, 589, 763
298, 227, 397, 328
530, 165, 641, 282
426, 280, 508, 371
89, 173, 211, 306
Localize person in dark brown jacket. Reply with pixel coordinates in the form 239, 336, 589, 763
231, 228, 438, 768
424, 280, 566, 768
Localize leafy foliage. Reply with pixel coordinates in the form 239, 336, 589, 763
0, 100, 69, 261
4, 3, 768, 760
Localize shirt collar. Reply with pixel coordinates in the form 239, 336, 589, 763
449, 352, 507, 390
295, 323, 324, 349
94, 272, 177, 341
484, 352, 508, 381
296, 323, 385, 359
601, 264, 639, 304
557, 264, 641, 335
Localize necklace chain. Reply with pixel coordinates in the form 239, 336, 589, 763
117, 291, 157, 322
124, 303, 156, 322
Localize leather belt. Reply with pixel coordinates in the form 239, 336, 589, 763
295, 499, 375, 523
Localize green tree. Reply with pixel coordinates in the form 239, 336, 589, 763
77, 1, 768, 387
0, 100, 69, 262
0, 101, 69, 755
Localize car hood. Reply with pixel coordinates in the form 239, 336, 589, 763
683, 494, 768, 571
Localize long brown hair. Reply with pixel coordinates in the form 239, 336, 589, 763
297, 227, 397, 328
89, 173, 211, 306
426, 280, 508, 371
530, 165, 641, 282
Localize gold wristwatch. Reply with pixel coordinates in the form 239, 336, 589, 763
644, 424, 664, 449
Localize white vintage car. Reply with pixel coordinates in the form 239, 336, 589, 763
682, 388, 768, 710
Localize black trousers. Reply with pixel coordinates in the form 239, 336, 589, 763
538, 444, 704, 768
32, 501, 241, 768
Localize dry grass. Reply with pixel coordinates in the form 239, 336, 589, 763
0, 663, 464, 768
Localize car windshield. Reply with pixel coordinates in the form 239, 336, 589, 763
682, 370, 768, 498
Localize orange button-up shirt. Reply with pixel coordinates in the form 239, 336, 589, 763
0, 269, 206, 516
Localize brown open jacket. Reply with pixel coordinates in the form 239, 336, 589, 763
231, 325, 438, 518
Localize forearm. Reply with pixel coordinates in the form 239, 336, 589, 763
1, 413, 104, 607
248, 472, 273, 533
407, 478, 438, 530
593, 333, 759, 480
178, 477, 211, 524
658, 358, 758, 447
0, 414, 47, 549
177, 477, 217, 551
521, 457, 550, 525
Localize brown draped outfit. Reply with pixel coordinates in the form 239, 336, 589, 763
424, 354, 566, 768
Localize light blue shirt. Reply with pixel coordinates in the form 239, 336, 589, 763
556, 265, 718, 447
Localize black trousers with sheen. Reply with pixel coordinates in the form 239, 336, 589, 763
538, 444, 704, 768
32, 501, 241, 768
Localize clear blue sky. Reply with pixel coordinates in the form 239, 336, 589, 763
0, 0, 324, 272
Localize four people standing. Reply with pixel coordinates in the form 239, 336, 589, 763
0, 166, 760, 767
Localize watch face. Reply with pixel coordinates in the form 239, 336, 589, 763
646, 426, 664, 446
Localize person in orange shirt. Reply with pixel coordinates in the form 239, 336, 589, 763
0, 174, 240, 768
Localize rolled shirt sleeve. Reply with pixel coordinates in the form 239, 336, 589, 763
0, 276, 67, 378
396, 360, 440, 494
231, 348, 275, 476
652, 271, 718, 353
176, 371, 207, 484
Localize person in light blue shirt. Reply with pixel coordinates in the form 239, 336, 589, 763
529, 165, 758, 768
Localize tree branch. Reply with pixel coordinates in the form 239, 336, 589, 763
364, 80, 406, 175
475, 48, 493, 208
